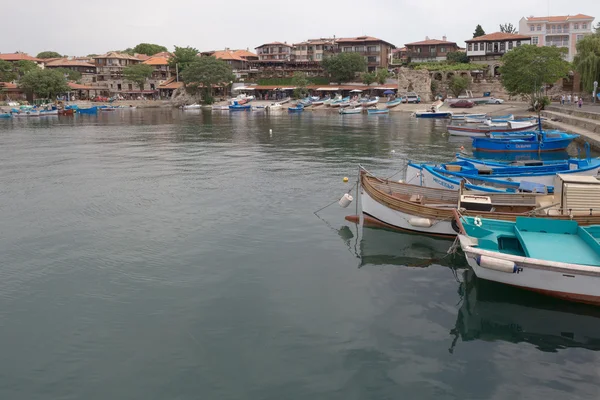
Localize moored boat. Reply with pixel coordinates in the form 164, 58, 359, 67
456, 215, 600, 305
385, 98, 402, 108
78, 106, 98, 115
39, 109, 58, 116
288, 104, 304, 112
415, 110, 453, 118
472, 131, 578, 152
367, 108, 389, 115
183, 104, 201, 110
0, 112, 13, 118
229, 101, 251, 111
339, 107, 363, 115
447, 122, 540, 137
452, 113, 487, 121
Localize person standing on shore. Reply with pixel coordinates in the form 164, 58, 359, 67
561, 94, 565, 105
574, 94, 579, 105
567, 94, 572, 105
579, 97, 583, 108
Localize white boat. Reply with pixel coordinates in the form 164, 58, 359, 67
457, 215, 600, 305
452, 113, 487, 121
360, 97, 379, 107
311, 100, 324, 106
266, 103, 283, 111
252, 106, 266, 111
13, 110, 40, 117
211, 105, 229, 110
338, 102, 351, 108
39, 109, 58, 116
183, 104, 201, 110
339, 107, 363, 115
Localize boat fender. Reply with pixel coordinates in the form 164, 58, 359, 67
338, 193, 354, 208
474, 217, 482, 227
476, 255, 519, 273
408, 217, 433, 228
451, 218, 461, 233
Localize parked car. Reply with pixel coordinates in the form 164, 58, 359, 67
402, 92, 421, 103
450, 100, 475, 108
487, 97, 504, 104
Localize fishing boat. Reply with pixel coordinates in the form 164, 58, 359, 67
288, 104, 304, 112
78, 106, 98, 115
13, 110, 40, 117
454, 152, 590, 168
65, 104, 79, 110
483, 117, 537, 128
252, 105, 266, 111
279, 97, 291, 104
456, 214, 600, 305
99, 106, 117, 112
357, 170, 600, 237
472, 131, 578, 153
183, 104, 201, 110
360, 97, 379, 107
311, 100, 324, 106
367, 108, 389, 115
447, 122, 540, 137
465, 113, 513, 124
385, 98, 402, 108
266, 103, 283, 111
39, 109, 58, 116
58, 109, 75, 116
229, 101, 251, 111
415, 110, 453, 118
452, 113, 487, 121
0, 112, 12, 118
211, 105, 229, 111
339, 107, 363, 115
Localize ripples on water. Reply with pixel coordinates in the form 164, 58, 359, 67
0, 110, 598, 400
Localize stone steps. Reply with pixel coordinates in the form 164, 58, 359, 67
541, 109, 600, 133
540, 109, 600, 149
545, 105, 600, 121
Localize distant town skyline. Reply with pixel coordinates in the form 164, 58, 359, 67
3, 0, 599, 56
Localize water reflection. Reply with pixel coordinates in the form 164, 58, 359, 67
450, 270, 600, 353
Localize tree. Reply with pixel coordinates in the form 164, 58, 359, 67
169, 46, 200, 74
473, 25, 486, 38
180, 56, 234, 104
446, 51, 469, 64
132, 43, 168, 56
573, 35, 600, 93
499, 23, 517, 34
18, 69, 69, 99
322, 52, 366, 84
52, 67, 82, 82
15, 60, 38, 77
291, 72, 310, 99
36, 51, 62, 59
87, 54, 98, 58
123, 64, 154, 91
0, 60, 17, 82
361, 72, 376, 86
595, 22, 600, 35
376, 68, 390, 84
448, 75, 471, 97
500, 45, 570, 107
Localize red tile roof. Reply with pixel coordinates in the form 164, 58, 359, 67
142, 55, 170, 65
211, 50, 245, 61
0, 82, 19, 89
255, 42, 293, 48
525, 14, 594, 22
94, 52, 140, 61
405, 39, 457, 46
45, 59, 96, 68
0, 53, 42, 62
68, 82, 102, 90
466, 32, 532, 42
135, 54, 151, 61
158, 77, 183, 90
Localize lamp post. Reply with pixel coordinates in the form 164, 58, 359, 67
594, 81, 598, 104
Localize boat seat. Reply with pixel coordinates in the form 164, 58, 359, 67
409, 194, 423, 203
475, 165, 493, 175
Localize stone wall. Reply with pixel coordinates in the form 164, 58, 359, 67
396, 68, 432, 101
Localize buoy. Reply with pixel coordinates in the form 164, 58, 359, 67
476, 255, 519, 273
269, 129, 272, 135
460, 146, 465, 151
343, 177, 349, 183
408, 217, 433, 228
391, 150, 396, 154
398, 179, 403, 183
338, 193, 353, 208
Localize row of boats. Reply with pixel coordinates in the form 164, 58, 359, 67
0, 104, 135, 118
347, 142, 600, 305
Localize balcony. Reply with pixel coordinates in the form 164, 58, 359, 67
547, 29, 569, 35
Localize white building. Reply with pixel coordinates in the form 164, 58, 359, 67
518, 14, 595, 61
466, 32, 532, 76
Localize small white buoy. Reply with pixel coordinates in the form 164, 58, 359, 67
398, 179, 404, 183
338, 193, 353, 208
391, 150, 396, 154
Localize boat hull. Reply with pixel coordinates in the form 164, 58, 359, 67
472, 136, 576, 152
447, 123, 537, 137
415, 111, 452, 118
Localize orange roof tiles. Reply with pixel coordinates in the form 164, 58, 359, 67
68, 82, 102, 90
142, 55, 170, 65
212, 50, 244, 61
0, 53, 42, 62
135, 54, 151, 61
45, 59, 96, 68
94, 52, 140, 61
466, 32, 532, 42
405, 39, 457, 46
525, 14, 594, 22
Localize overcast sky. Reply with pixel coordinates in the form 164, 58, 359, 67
3, 0, 599, 56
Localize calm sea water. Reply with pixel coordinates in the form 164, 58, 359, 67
0, 109, 599, 400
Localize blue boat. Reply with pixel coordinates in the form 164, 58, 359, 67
288, 104, 304, 112
229, 101, 251, 111
65, 104, 79, 110
78, 106, 98, 115
367, 108, 389, 115
0, 112, 12, 118
385, 98, 402, 108
472, 131, 579, 152
455, 145, 593, 167
415, 110, 453, 118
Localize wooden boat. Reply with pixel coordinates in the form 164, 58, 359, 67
77, 106, 98, 115
385, 98, 402, 108
229, 102, 251, 111
456, 215, 600, 305
339, 107, 363, 115
360, 97, 379, 107
288, 104, 304, 112
447, 122, 539, 137
0, 113, 12, 118
367, 108, 389, 115
58, 109, 75, 116
359, 170, 600, 237
452, 113, 487, 121
39, 109, 58, 116
472, 131, 578, 153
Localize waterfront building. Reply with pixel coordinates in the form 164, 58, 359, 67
0, 52, 44, 67
404, 37, 459, 63
334, 36, 395, 71
466, 32, 531, 77
255, 42, 293, 61
200, 49, 258, 79
142, 54, 173, 89
390, 47, 408, 65
292, 38, 336, 62
44, 58, 98, 84
518, 14, 595, 61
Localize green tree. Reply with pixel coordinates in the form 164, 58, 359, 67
376, 69, 390, 84
0, 60, 17, 82
169, 46, 200, 74
448, 75, 471, 97
36, 51, 62, 59
15, 60, 38, 77
500, 45, 570, 107
473, 25, 486, 38
180, 56, 234, 104
18, 69, 69, 99
291, 72, 310, 99
573, 35, 600, 93
322, 52, 366, 84
123, 64, 154, 91
52, 67, 82, 82
361, 71, 376, 86
132, 43, 168, 56
87, 54, 98, 58
446, 51, 469, 64
499, 23, 517, 34
595, 22, 600, 34
122, 48, 134, 55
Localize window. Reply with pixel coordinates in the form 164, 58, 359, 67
516, 41, 521, 47
537, 24, 541, 31
367, 46, 377, 52
508, 41, 513, 49
117, 83, 122, 90
150, 84, 155, 90
354, 46, 364, 52
367, 56, 377, 63
500, 42, 505, 51
583, 23, 587, 29
468, 43, 473, 51
532, 37, 539, 45
577, 34, 584, 42
343, 46, 352, 52
316, 45, 322, 50
128, 83, 132, 90
530, 25, 535, 31
316, 53, 322, 60
430, 46, 436, 53
417, 48, 422, 53
564, 24, 569, 30
557, 25, 562, 33
574, 23, 579, 29
440, 47, 446, 53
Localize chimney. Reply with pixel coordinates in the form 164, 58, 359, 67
443, 35, 447, 41
426, 36, 430, 40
